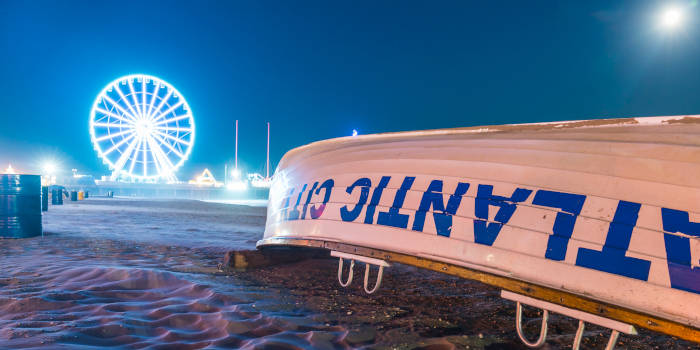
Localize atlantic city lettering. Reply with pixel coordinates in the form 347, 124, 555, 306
277, 176, 699, 294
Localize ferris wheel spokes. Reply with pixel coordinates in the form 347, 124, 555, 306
112, 134, 140, 174
154, 131, 191, 147
93, 106, 135, 125
127, 79, 143, 118
155, 113, 191, 126
113, 83, 140, 121
142, 137, 149, 177
91, 74, 194, 182
92, 122, 128, 128
141, 78, 148, 119
155, 126, 193, 132
100, 94, 138, 123
151, 101, 185, 124
149, 88, 174, 120
147, 136, 175, 175
93, 129, 134, 143
146, 81, 161, 118
151, 133, 186, 159
127, 138, 140, 176
103, 133, 137, 156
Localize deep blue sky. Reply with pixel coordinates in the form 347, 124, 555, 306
1, 0, 699, 179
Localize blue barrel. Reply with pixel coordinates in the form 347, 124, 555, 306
51, 188, 64, 205
70, 191, 78, 202
41, 186, 48, 212
0, 174, 42, 238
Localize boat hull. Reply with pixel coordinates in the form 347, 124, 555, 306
259, 116, 700, 334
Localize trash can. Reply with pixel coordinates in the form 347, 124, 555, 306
84, 191, 89, 199
78, 191, 84, 201
52, 188, 64, 205
70, 191, 78, 202
41, 186, 49, 212
0, 174, 43, 238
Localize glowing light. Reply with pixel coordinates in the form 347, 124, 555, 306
41, 161, 58, 185
227, 180, 248, 191
42, 161, 57, 175
189, 168, 222, 187
251, 178, 272, 188
659, 6, 685, 31
248, 173, 272, 188
352, 129, 358, 137
90, 74, 195, 182
231, 168, 241, 179
4, 164, 16, 174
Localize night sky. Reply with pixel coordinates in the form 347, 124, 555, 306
1, 0, 699, 180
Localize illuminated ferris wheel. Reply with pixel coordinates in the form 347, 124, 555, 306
90, 74, 195, 182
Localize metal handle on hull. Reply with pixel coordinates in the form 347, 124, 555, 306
605, 330, 620, 350
332, 251, 390, 294
515, 301, 549, 347
363, 263, 385, 294
572, 320, 585, 349
571, 321, 619, 350
337, 257, 355, 287
502, 290, 635, 350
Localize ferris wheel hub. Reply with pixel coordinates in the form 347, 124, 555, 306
135, 121, 153, 137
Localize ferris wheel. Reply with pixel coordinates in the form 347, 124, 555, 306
90, 74, 195, 182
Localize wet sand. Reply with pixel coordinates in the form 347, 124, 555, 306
0, 198, 695, 349
234, 258, 698, 350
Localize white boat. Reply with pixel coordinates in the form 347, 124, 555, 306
258, 115, 700, 347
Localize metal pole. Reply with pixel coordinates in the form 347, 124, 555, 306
266, 122, 270, 179
235, 120, 238, 171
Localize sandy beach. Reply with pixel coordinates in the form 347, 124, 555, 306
0, 198, 694, 349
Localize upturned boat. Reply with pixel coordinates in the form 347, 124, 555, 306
258, 115, 700, 348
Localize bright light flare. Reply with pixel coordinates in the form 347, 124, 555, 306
227, 180, 248, 191
248, 173, 272, 188
659, 6, 685, 31
43, 161, 58, 175
352, 129, 358, 137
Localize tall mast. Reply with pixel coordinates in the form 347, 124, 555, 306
266, 122, 270, 179
235, 120, 238, 171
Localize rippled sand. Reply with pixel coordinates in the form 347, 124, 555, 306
0, 199, 349, 349
0, 199, 694, 349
